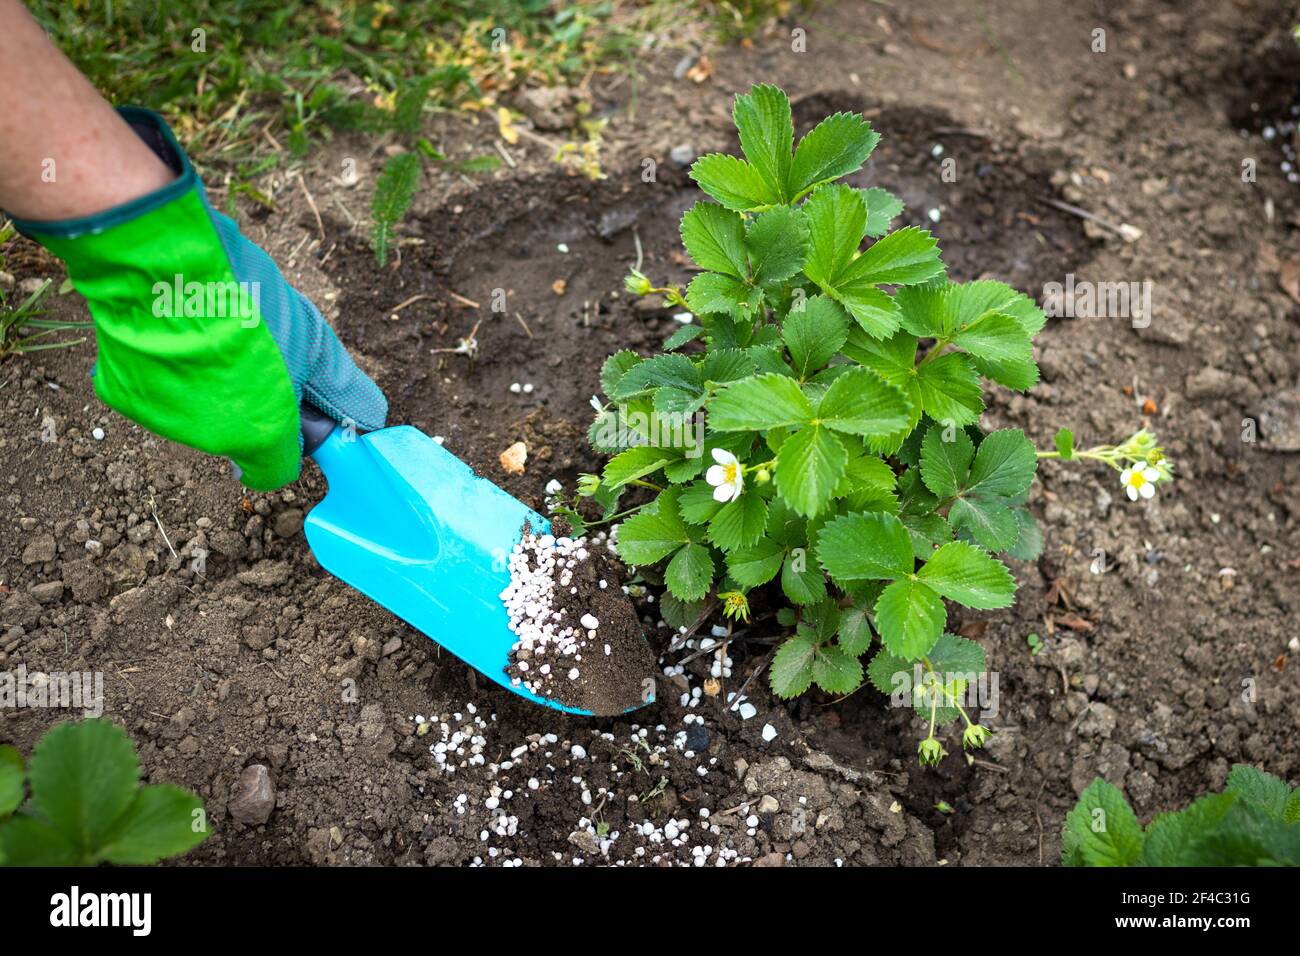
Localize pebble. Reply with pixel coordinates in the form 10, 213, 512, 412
761, 723, 778, 743
91, 427, 105, 441
228, 764, 276, 825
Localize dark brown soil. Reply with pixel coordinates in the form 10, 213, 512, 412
3, 0, 1300, 867
503, 530, 655, 716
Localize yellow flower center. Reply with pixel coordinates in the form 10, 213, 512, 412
723, 463, 738, 483
1128, 471, 1147, 489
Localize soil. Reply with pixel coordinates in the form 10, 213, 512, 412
503, 527, 655, 716
3, 0, 1300, 867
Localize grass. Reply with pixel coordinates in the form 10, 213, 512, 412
0, 278, 92, 361
31, 1, 668, 179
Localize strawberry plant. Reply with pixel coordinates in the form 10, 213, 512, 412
1064, 765, 1300, 866
0, 719, 209, 866
579, 84, 1173, 764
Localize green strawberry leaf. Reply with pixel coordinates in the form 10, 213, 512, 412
709, 373, 814, 430
916, 541, 1016, 609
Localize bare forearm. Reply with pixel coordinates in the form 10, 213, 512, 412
0, 0, 172, 220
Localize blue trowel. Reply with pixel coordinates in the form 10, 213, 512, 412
299, 403, 638, 716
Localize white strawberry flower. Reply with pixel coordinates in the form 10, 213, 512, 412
1120, 463, 1160, 501
705, 447, 744, 503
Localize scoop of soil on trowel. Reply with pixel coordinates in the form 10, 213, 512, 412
501, 525, 655, 716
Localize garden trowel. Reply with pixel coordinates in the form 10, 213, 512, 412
298, 403, 608, 715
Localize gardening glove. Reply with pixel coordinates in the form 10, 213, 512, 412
5, 107, 387, 490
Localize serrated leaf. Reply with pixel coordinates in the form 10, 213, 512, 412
680, 201, 747, 277
663, 324, 705, 350
837, 606, 874, 656
27, 719, 139, 858
653, 386, 708, 416
1063, 779, 1144, 867
1286, 789, 1300, 824
895, 284, 953, 338
665, 544, 715, 601
925, 632, 987, 677
689, 153, 773, 211
616, 503, 691, 565
842, 227, 944, 287
789, 112, 879, 197
816, 367, 912, 438
832, 283, 904, 339
965, 428, 1037, 498
802, 185, 867, 288
1004, 507, 1043, 560
603, 446, 673, 490
952, 311, 1034, 365
746, 205, 808, 285
701, 348, 757, 385
816, 511, 914, 581
733, 84, 793, 204
781, 549, 826, 605
709, 373, 814, 430
862, 187, 904, 238
98, 784, 208, 865
874, 578, 944, 659
775, 424, 846, 518
919, 424, 974, 497
610, 352, 701, 401
950, 497, 1020, 551
900, 512, 952, 560
770, 631, 818, 698
678, 480, 725, 524
1141, 793, 1236, 867
866, 646, 911, 694
686, 271, 763, 318
600, 350, 642, 399
1225, 764, 1291, 819
707, 492, 769, 551
917, 541, 1016, 609
812, 645, 863, 694
782, 295, 849, 379
915, 352, 985, 426
725, 537, 785, 587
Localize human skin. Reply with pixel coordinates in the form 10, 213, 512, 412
0, 0, 174, 221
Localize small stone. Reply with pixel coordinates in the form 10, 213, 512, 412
236, 560, 292, 589
272, 508, 305, 538
761, 723, 778, 742
91, 427, 105, 441
29, 581, 64, 604
228, 764, 276, 825
22, 533, 56, 565
669, 143, 696, 167
757, 794, 780, 814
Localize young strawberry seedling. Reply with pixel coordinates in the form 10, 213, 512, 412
1064, 764, 1300, 866
0, 719, 209, 866
579, 84, 1174, 764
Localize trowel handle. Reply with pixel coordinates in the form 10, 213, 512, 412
300, 401, 341, 458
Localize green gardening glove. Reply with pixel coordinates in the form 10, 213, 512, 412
6, 107, 386, 490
